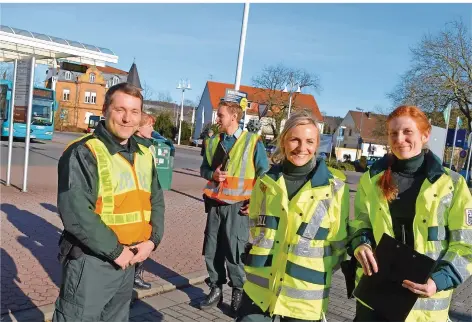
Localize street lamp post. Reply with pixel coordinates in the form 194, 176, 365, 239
333, 125, 346, 164
283, 83, 301, 119
356, 107, 364, 160
177, 79, 191, 145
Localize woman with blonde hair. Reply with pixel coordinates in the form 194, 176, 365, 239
236, 110, 350, 322
349, 105, 472, 321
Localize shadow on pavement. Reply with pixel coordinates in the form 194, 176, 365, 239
40, 203, 59, 214
0, 179, 22, 191
1, 203, 62, 290
173, 169, 202, 179
144, 259, 206, 301
129, 289, 164, 321
0, 248, 45, 321
170, 189, 203, 202
449, 310, 472, 322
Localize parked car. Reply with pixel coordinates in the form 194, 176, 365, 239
190, 138, 203, 147
366, 156, 381, 167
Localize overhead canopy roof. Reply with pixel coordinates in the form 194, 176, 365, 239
0, 25, 118, 66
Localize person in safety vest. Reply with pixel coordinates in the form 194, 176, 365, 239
236, 110, 350, 322
52, 83, 165, 322
199, 100, 269, 314
349, 105, 472, 322
132, 112, 158, 290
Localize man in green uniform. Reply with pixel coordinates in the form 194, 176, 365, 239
199, 100, 269, 314
52, 83, 165, 322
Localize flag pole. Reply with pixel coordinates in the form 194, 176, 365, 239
449, 116, 460, 169
443, 104, 451, 164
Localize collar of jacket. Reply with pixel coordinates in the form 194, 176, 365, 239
133, 135, 153, 148
369, 149, 445, 184
94, 121, 142, 155
266, 158, 333, 188
222, 127, 242, 140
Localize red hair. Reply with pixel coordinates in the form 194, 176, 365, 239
378, 105, 431, 202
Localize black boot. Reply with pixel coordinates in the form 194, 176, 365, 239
199, 286, 223, 310
231, 288, 243, 314
134, 263, 151, 290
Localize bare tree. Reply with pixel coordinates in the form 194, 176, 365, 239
388, 20, 472, 131
0, 62, 13, 81
142, 81, 154, 101
252, 63, 321, 138
157, 90, 173, 103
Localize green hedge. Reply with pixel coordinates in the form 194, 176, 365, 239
326, 160, 355, 171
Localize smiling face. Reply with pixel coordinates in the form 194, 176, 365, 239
102, 91, 142, 144
388, 116, 430, 160
283, 123, 319, 166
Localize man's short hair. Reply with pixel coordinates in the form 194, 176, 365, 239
139, 112, 156, 127
218, 101, 243, 121
104, 82, 143, 111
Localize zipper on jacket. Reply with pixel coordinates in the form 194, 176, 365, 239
401, 224, 406, 245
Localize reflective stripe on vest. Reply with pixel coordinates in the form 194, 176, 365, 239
86, 138, 153, 245
281, 285, 330, 301
203, 132, 258, 204
412, 297, 450, 311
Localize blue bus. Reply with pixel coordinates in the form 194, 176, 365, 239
0, 79, 58, 140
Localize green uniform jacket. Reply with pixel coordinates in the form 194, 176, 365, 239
349, 150, 472, 322
57, 122, 165, 261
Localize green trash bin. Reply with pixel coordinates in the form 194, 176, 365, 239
150, 136, 175, 191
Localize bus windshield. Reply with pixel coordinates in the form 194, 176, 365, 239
32, 103, 53, 126
0, 84, 7, 120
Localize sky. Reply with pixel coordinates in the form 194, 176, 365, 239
1, 3, 471, 117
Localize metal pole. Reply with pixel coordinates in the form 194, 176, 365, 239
443, 104, 451, 163
287, 94, 293, 119
465, 132, 472, 181
357, 112, 364, 159
190, 106, 196, 139
236, 2, 250, 128
234, 2, 249, 90
449, 117, 459, 169
177, 89, 184, 145
22, 56, 35, 192
6, 59, 18, 186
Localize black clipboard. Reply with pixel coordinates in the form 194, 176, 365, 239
353, 233, 437, 321
210, 140, 230, 171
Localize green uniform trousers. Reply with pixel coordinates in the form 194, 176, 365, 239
52, 252, 135, 322
203, 200, 248, 289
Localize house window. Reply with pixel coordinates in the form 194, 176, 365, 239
65, 71, 71, 80
91, 92, 97, 104
112, 76, 119, 86
349, 129, 352, 136
62, 89, 70, 101
85, 91, 91, 103
89, 73, 95, 83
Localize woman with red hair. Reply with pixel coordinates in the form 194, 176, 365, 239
349, 106, 472, 321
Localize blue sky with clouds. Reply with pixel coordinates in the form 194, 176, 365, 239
1, 3, 470, 117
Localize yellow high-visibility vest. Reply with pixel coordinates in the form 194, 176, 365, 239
203, 131, 259, 204
244, 162, 350, 320
85, 138, 154, 245
351, 164, 472, 322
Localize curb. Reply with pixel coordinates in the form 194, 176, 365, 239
2, 270, 209, 322
174, 144, 201, 151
